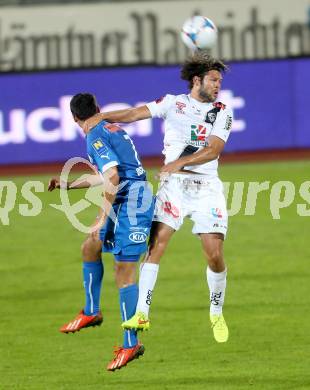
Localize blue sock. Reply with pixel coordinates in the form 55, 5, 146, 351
83, 259, 103, 316
119, 284, 138, 348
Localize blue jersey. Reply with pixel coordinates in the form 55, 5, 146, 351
86, 120, 154, 261
86, 120, 146, 182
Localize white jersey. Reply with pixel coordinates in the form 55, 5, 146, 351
146, 94, 233, 177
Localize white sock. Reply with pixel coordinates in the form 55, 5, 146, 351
206, 267, 227, 315
136, 263, 159, 316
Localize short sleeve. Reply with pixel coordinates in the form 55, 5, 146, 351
88, 135, 119, 174
210, 107, 233, 143
146, 94, 175, 119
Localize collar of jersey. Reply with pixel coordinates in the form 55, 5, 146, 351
86, 119, 108, 136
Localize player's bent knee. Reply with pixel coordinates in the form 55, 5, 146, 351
114, 261, 135, 274
114, 262, 123, 274
81, 238, 102, 260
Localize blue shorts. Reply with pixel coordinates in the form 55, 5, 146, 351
99, 182, 154, 262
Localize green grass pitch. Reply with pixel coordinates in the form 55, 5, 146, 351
1, 160, 310, 389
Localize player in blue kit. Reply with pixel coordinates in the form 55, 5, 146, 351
48, 93, 154, 371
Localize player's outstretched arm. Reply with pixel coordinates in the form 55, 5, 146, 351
103, 105, 151, 123
48, 173, 104, 191
160, 135, 225, 175
84, 105, 151, 131
67, 174, 105, 189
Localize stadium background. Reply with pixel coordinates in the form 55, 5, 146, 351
1, 1, 309, 389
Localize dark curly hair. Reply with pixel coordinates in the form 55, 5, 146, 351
181, 51, 228, 89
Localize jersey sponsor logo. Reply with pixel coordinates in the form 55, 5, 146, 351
211, 208, 223, 218
185, 124, 207, 147
92, 139, 104, 150
129, 232, 147, 243
92, 138, 110, 159
225, 115, 233, 131
176, 101, 186, 114
191, 124, 206, 140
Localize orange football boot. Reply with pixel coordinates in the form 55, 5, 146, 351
107, 343, 145, 371
60, 310, 103, 333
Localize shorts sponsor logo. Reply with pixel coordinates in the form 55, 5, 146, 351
213, 223, 227, 229
211, 208, 223, 218
129, 232, 147, 243
129, 226, 149, 232
163, 201, 180, 218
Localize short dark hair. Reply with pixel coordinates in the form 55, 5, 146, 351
70, 93, 98, 120
181, 51, 228, 89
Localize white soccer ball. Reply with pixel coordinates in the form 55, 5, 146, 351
181, 15, 218, 50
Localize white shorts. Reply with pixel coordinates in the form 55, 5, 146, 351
153, 174, 228, 237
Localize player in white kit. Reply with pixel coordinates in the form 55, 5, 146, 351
86, 52, 233, 343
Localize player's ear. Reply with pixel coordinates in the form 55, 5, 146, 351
72, 115, 78, 123
192, 75, 201, 86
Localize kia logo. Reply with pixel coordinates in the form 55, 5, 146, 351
129, 232, 147, 243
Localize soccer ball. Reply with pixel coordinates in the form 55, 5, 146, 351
181, 15, 218, 50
